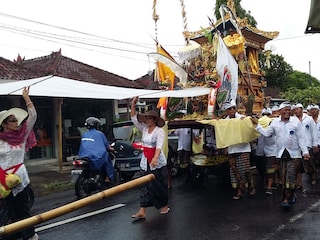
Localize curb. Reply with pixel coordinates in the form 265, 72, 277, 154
26, 158, 75, 197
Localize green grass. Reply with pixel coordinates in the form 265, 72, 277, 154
40, 181, 73, 192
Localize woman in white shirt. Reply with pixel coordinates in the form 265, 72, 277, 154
130, 97, 170, 220
0, 87, 38, 240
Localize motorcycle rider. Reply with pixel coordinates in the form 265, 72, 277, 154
78, 117, 115, 183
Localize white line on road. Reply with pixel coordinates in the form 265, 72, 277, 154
35, 203, 126, 232
260, 199, 320, 240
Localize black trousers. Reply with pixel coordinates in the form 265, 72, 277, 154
5, 185, 35, 240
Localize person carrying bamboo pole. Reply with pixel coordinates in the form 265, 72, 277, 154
0, 87, 38, 240
130, 97, 170, 219
222, 101, 256, 200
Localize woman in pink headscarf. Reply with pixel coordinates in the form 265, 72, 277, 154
0, 87, 38, 240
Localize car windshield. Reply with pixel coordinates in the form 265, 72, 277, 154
109, 121, 141, 143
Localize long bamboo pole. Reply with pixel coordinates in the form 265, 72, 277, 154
0, 174, 155, 237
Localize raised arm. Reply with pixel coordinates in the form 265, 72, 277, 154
23, 86, 34, 109
131, 96, 138, 117
23, 86, 37, 133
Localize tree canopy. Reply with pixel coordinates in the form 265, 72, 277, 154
259, 53, 293, 91
260, 52, 320, 103
214, 0, 257, 27
281, 87, 320, 106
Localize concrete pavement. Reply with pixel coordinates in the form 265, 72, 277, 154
25, 158, 74, 196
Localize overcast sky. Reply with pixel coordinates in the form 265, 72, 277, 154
1, 0, 319, 82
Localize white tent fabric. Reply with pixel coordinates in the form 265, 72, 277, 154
0, 76, 159, 100
0, 75, 210, 99
138, 86, 210, 98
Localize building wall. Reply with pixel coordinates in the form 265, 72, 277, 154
0, 95, 115, 161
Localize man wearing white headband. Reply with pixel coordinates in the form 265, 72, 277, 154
223, 102, 256, 200
255, 107, 278, 196
252, 101, 310, 210
309, 104, 320, 185
271, 105, 280, 117
293, 103, 318, 190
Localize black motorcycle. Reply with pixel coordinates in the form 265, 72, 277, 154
71, 154, 119, 199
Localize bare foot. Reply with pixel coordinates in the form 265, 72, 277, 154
132, 208, 146, 219
160, 206, 170, 215
131, 213, 146, 219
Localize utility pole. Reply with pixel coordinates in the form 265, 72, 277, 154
309, 61, 312, 86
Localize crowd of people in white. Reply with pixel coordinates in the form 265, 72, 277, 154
251, 102, 320, 210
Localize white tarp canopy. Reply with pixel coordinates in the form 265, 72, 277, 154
0, 75, 210, 99
0, 75, 157, 100
138, 86, 210, 98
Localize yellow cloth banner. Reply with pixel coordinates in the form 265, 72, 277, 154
157, 96, 167, 109
156, 44, 175, 109
192, 136, 204, 154
199, 117, 260, 149
157, 45, 175, 89
257, 115, 273, 129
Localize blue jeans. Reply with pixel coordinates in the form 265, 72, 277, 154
104, 155, 115, 181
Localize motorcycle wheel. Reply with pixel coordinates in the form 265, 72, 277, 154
27, 188, 35, 209
113, 168, 121, 184
75, 170, 93, 199
121, 172, 135, 181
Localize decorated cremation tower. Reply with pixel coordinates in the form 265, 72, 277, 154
182, 1, 279, 115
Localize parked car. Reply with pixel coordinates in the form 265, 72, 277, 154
109, 121, 142, 180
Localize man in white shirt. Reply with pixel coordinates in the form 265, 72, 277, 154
252, 102, 310, 210
293, 103, 318, 189
174, 128, 200, 179
203, 125, 217, 156
307, 104, 320, 187
255, 107, 278, 195
222, 102, 255, 200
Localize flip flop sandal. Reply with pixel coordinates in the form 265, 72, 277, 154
160, 207, 170, 215
232, 194, 242, 200
131, 214, 146, 220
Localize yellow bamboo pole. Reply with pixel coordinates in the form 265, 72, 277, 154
0, 174, 155, 237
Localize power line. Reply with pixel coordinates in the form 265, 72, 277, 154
0, 25, 151, 55
0, 12, 182, 50
273, 34, 319, 41
0, 12, 185, 66
0, 12, 149, 47
0, 12, 184, 51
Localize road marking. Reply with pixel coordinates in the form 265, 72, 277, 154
35, 203, 126, 232
259, 199, 320, 240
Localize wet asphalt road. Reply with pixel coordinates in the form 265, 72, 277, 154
27, 172, 320, 240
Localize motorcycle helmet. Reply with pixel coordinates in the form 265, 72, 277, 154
85, 117, 101, 129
